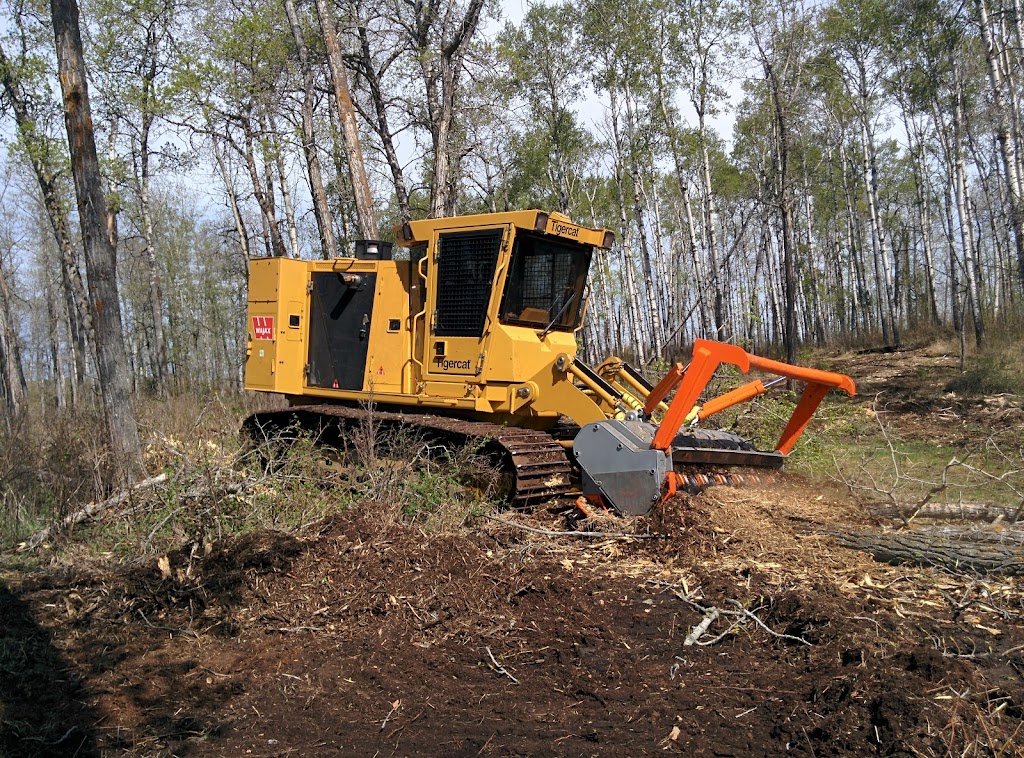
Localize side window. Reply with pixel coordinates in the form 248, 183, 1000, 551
500, 233, 592, 330
434, 229, 503, 337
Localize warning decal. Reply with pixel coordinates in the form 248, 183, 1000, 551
252, 316, 275, 341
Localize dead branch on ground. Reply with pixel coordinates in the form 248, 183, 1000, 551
19, 473, 168, 551
670, 595, 812, 647
866, 502, 1023, 523
832, 405, 1023, 527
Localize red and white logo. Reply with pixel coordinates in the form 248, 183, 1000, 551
252, 316, 275, 341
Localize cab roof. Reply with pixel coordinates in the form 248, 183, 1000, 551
395, 210, 614, 251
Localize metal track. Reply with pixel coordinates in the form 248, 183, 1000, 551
244, 404, 573, 507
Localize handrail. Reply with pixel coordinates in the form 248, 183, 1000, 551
407, 252, 429, 392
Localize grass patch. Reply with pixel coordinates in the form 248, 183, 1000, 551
829, 433, 1023, 511
794, 404, 1024, 511
944, 351, 1024, 396
4, 395, 502, 564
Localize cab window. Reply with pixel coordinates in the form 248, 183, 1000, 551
499, 232, 591, 331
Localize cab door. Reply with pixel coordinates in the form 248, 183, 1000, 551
424, 225, 510, 379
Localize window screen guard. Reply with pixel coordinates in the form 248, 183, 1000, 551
500, 231, 592, 331
434, 229, 503, 337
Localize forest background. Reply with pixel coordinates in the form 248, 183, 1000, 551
1, 0, 1023, 515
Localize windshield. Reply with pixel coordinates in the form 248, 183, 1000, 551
499, 231, 592, 331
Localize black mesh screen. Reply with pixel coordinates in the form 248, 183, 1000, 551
520, 252, 573, 310
435, 229, 502, 337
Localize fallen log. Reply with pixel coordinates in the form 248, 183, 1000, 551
886, 524, 1024, 544
19, 473, 168, 551
867, 502, 1024, 524
834, 527, 1024, 576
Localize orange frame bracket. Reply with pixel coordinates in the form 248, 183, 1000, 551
650, 339, 856, 454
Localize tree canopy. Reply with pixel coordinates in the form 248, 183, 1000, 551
0, 0, 1022, 415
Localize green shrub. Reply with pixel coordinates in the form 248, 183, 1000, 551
0, 407, 109, 548
4, 396, 504, 561
944, 352, 1024, 396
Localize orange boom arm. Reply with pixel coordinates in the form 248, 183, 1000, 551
649, 340, 856, 455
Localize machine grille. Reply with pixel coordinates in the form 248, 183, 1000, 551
435, 229, 502, 337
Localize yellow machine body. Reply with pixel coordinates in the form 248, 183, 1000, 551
244, 209, 856, 515
244, 210, 624, 428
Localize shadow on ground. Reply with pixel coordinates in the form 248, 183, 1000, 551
0, 581, 99, 757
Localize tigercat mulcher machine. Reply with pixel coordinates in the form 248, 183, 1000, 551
244, 210, 855, 514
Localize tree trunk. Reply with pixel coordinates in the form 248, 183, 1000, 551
622, 82, 664, 358
822, 144, 847, 336
50, 0, 143, 481
326, 105, 355, 251
43, 266, 66, 410
747, 236, 766, 348
211, 135, 251, 263
952, 85, 985, 347
354, 21, 411, 223
798, 163, 825, 345
0, 41, 93, 395
416, 0, 485, 218
974, 0, 1024, 295
314, 0, 378, 238
283, 0, 337, 258
608, 88, 646, 364
838, 144, 868, 336
647, 177, 674, 336
266, 112, 301, 257
656, 82, 710, 338
774, 85, 799, 363
104, 117, 121, 253
240, 116, 287, 257
860, 119, 895, 344
903, 108, 941, 325
138, 109, 169, 396
759, 206, 783, 345
0, 255, 27, 421
585, 187, 617, 357
697, 109, 725, 338
857, 64, 899, 344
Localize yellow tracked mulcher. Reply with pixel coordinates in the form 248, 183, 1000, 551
244, 210, 855, 514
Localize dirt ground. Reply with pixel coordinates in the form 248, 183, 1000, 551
2, 344, 1023, 757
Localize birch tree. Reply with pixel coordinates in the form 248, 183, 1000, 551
749, 0, 816, 362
